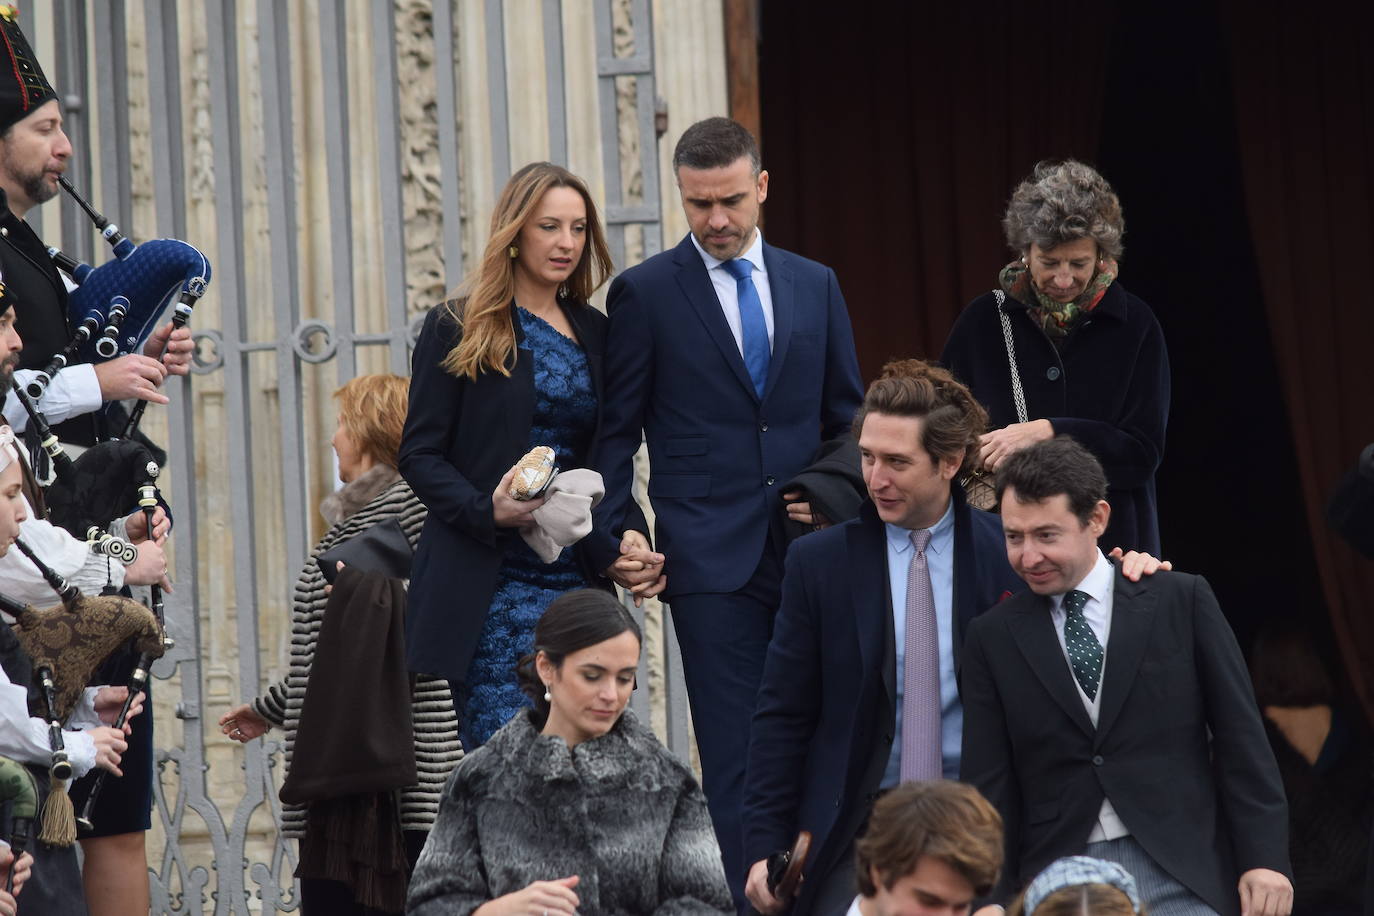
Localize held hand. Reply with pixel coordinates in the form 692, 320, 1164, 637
492, 465, 544, 529
218, 703, 271, 743
782, 489, 830, 530
88, 726, 127, 776
0, 848, 31, 901
143, 322, 195, 376
94, 686, 144, 732
1108, 547, 1173, 581
606, 530, 666, 607
1238, 868, 1292, 916
92, 354, 169, 403
744, 859, 784, 914
978, 419, 1054, 471
125, 540, 172, 590
124, 506, 170, 544
476, 875, 580, 916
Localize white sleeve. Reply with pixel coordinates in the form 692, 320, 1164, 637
65, 687, 104, 731
0, 499, 124, 606
4, 364, 103, 433
0, 655, 96, 776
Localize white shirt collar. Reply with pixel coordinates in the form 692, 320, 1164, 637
1053, 549, 1113, 609
690, 229, 767, 275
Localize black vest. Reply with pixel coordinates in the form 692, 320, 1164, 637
0, 190, 99, 446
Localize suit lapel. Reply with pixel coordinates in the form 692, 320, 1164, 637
671, 236, 758, 400
1007, 601, 1096, 738
1094, 570, 1157, 742
850, 506, 896, 714
760, 243, 793, 402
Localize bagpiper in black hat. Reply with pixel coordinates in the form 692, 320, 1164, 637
0, 5, 57, 136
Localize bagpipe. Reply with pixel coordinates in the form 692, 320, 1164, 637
12, 381, 159, 540
1, 539, 167, 845
40, 175, 211, 440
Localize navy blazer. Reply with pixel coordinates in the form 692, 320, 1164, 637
399, 300, 643, 685
588, 235, 863, 597
960, 569, 1291, 914
743, 490, 1021, 913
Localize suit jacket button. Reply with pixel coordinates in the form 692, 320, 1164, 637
760, 421, 769, 432
1047, 366, 1062, 381
1092, 754, 1104, 766
765, 475, 776, 486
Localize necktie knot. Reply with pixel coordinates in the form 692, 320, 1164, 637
1063, 589, 1090, 616
723, 258, 752, 281
909, 529, 932, 554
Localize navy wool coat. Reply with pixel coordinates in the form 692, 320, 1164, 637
398, 300, 644, 686
942, 282, 1170, 555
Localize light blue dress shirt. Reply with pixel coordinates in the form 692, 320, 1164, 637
881, 499, 960, 787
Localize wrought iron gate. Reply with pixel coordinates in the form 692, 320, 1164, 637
39, 1, 674, 911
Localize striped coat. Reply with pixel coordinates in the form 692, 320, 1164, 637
253, 465, 463, 837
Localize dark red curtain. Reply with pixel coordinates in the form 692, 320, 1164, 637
759, 1, 1113, 381
1225, 2, 1374, 721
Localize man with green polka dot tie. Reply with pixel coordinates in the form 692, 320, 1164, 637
960, 437, 1293, 916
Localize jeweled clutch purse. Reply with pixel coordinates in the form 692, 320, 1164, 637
509, 445, 559, 500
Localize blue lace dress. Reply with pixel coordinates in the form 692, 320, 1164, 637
460, 307, 597, 748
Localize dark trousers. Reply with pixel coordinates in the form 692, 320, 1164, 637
669, 539, 785, 911
299, 829, 427, 916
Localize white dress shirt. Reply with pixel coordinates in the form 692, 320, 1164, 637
4, 365, 103, 434
690, 230, 775, 355
1050, 549, 1128, 842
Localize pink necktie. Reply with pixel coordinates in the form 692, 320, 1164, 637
900, 528, 942, 781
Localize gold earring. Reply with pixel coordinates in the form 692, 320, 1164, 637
509, 245, 519, 259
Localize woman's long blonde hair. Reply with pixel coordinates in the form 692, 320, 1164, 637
442, 162, 613, 380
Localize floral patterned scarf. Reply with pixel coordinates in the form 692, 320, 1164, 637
998, 255, 1118, 338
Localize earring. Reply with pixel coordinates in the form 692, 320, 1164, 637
557, 284, 569, 300
543, 684, 552, 702
509, 245, 519, 259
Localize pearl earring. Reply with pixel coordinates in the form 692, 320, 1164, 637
543, 684, 552, 702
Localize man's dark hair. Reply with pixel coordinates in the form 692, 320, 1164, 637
855, 780, 1003, 898
994, 436, 1107, 526
672, 117, 761, 176
852, 359, 987, 478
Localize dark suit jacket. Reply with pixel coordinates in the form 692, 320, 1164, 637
398, 300, 643, 685
588, 234, 863, 597
743, 491, 1022, 914
960, 568, 1291, 915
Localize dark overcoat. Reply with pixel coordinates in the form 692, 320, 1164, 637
398, 300, 642, 686
942, 282, 1170, 554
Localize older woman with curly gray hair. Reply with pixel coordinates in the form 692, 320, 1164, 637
942, 159, 1170, 553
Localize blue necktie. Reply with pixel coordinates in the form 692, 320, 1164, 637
722, 258, 770, 397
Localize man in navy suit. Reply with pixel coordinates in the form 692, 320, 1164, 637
744, 363, 1167, 915
743, 361, 1020, 915
589, 117, 864, 903
961, 437, 1292, 916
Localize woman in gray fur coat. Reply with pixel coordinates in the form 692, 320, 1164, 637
407, 589, 732, 915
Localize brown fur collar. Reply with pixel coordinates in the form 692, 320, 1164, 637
320, 464, 402, 527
